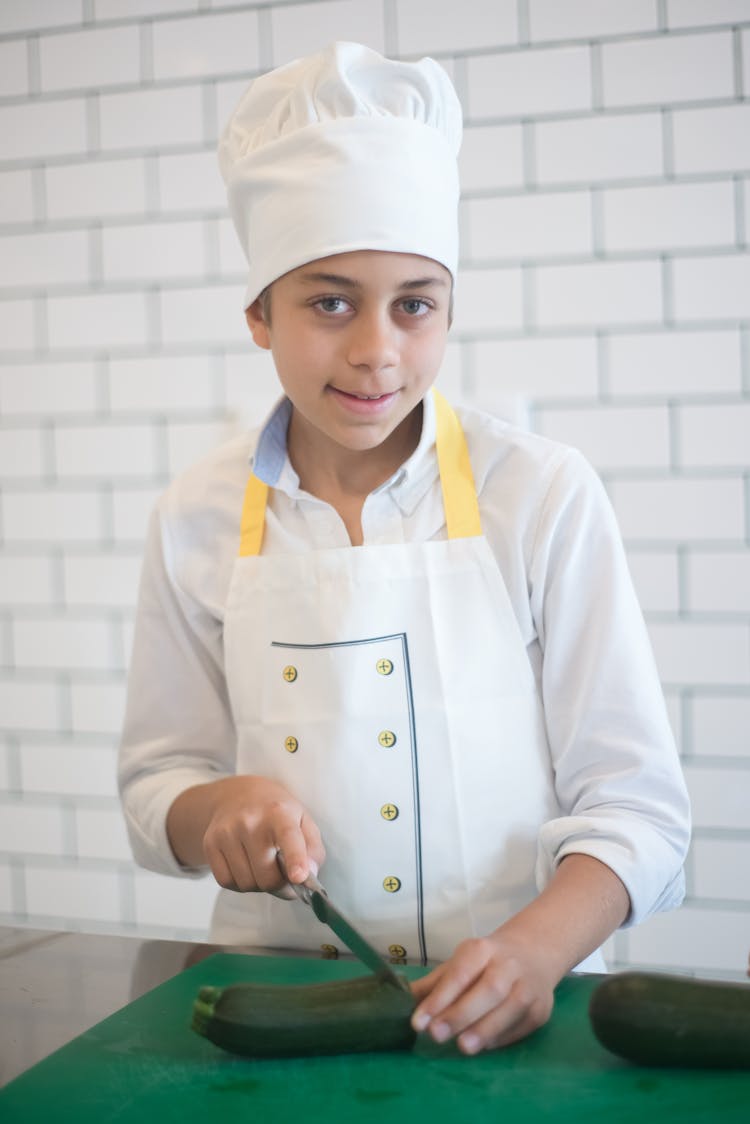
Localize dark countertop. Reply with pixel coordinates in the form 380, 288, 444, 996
0, 924, 283, 1086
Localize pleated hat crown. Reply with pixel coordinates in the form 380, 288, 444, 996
218, 41, 463, 307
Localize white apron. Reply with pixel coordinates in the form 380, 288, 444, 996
215, 391, 567, 966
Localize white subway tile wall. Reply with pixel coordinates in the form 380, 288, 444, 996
270, 0, 386, 62
38, 25, 142, 92
528, 0, 659, 42
600, 31, 735, 107
0, 0, 747, 972
151, 10, 262, 79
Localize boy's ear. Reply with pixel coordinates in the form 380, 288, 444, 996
245, 299, 271, 350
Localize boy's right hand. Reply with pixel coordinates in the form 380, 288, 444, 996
200, 775, 325, 898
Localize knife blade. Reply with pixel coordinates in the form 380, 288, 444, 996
277, 854, 410, 993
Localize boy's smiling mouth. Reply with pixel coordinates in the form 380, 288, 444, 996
325, 385, 403, 420
328, 386, 399, 407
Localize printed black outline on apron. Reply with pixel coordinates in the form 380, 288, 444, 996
270, 632, 427, 965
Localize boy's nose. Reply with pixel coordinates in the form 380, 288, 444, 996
346, 312, 398, 371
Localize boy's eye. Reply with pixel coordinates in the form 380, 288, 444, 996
315, 296, 351, 314
400, 298, 431, 316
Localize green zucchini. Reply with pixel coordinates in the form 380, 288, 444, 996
589, 970, 750, 1069
192, 973, 417, 1058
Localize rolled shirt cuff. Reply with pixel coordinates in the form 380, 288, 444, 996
535, 812, 688, 928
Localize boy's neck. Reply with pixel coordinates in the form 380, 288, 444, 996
286, 403, 423, 544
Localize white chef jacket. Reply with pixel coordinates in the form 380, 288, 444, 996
118, 392, 690, 935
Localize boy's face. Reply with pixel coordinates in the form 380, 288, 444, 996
245, 250, 451, 460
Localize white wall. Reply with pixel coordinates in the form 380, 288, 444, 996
0, 0, 748, 977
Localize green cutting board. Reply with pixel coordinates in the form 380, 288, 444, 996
1, 953, 749, 1123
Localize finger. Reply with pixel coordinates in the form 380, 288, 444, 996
205, 835, 258, 892
409, 963, 448, 1004
276, 811, 327, 884
456, 983, 552, 1056
423, 973, 512, 1046
451, 980, 524, 1054
266, 842, 301, 900
300, 813, 326, 873
206, 846, 239, 891
274, 823, 313, 885
411, 949, 487, 1034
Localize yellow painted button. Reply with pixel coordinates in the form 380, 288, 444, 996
320, 944, 338, 959
282, 665, 298, 682
380, 803, 399, 821
383, 876, 401, 893
376, 658, 393, 676
284, 736, 299, 754
378, 730, 397, 748
388, 944, 406, 958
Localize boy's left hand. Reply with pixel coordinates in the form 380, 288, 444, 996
408, 854, 631, 1055
409, 931, 557, 1055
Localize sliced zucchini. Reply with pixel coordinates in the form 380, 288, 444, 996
192, 973, 417, 1058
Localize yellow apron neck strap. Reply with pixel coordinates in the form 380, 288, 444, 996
432, 388, 483, 541
238, 472, 269, 558
238, 388, 482, 557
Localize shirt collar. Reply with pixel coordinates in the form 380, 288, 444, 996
249, 391, 439, 514
250, 395, 293, 486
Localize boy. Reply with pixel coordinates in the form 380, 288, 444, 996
119, 42, 690, 1055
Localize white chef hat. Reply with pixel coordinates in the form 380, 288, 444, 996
218, 41, 462, 308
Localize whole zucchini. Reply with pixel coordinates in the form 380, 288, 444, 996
589, 970, 750, 1069
192, 973, 416, 1058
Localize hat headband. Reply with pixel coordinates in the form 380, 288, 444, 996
226, 115, 459, 307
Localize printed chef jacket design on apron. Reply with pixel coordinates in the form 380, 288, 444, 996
217, 390, 560, 963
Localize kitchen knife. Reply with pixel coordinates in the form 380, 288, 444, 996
277, 854, 411, 994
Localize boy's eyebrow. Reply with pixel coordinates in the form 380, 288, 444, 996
399, 276, 450, 290
298, 271, 449, 290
